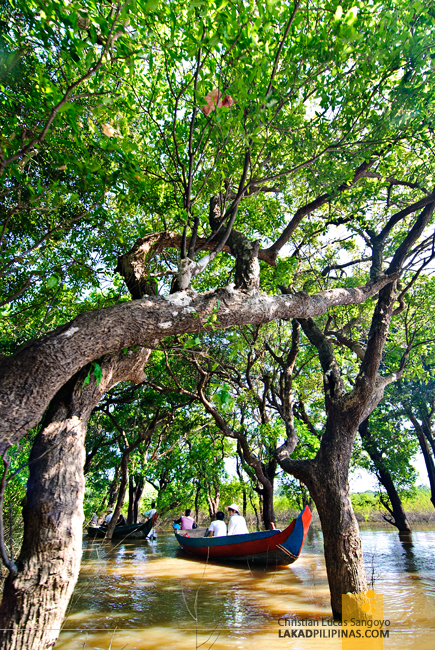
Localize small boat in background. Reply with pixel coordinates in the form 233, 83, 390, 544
87, 513, 158, 540
174, 506, 311, 565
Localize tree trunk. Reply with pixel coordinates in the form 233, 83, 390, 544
127, 476, 144, 525
260, 478, 275, 530
0, 349, 149, 650
128, 476, 135, 525
307, 421, 368, 618
310, 476, 367, 619
105, 454, 128, 540
415, 427, 435, 508
206, 482, 220, 519
242, 486, 247, 518
248, 492, 260, 531
107, 463, 121, 509
422, 421, 435, 459
359, 419, 411, 532
194, 481, 201, 521
0, 376, 87, 650
377, 466, 412, 531
235, 457, 247, 517
279, 415, 368, 619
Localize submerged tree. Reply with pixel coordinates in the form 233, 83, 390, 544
2, 0, 435, 645
0, 347, 151, 650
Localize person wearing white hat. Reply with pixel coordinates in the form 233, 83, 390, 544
104, 509, 114, 524
226, 503, 249, 535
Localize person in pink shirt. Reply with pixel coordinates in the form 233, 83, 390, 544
174, 509, 197, 530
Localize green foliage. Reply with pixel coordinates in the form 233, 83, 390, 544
3, 0, 435, 536
83, 361, 102, 386
351, 487, 433, 520
1, 429, 37, 558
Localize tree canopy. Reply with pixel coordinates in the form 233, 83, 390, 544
2, 0, 435, 643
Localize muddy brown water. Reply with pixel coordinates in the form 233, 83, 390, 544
55, 525, 435, 649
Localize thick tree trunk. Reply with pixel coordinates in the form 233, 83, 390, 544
276, 199, 435, 617
310, 475, 367, 619
0, 376, 87, 650
279, 415, 368, 619
359, 419, 411, 532
307, 420, 368, 618
0, 349, 149, 650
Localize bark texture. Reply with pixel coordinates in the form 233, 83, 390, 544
0, 348, 149, 650
0, 276, 393, 455
279, 416, 368, 617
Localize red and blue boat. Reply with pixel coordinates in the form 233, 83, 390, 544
174, 506, 311, 565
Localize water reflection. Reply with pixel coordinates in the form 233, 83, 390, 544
56, 526, 435, 650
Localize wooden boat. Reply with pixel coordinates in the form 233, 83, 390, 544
174, 506, 311, 565
87, 513, 158, 540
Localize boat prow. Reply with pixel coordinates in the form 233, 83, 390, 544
174, 506, 312, 566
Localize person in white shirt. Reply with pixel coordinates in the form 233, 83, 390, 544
205, 511, 227, 537
143, 501, 157, 519
104, 509, 114, 524
143, 501, 157, 540
226, 503, 249, 535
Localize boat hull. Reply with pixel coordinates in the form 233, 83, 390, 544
87, 513, 157, 540
175, 506, 311, 566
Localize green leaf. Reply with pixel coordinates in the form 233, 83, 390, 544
93, 362, 103, 385
46, 275, 60, 289
83, 367, 92, 385
145, 0, 160, 12
57, 102, 74, 114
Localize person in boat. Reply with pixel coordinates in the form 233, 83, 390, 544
104, 509, 114, 524
143, 501, 157, 540
117, 514, 126, 526
226, 503, 249, 535
205, 511, 227, 537
143, 501, 157, 519
174, 509, 197, 530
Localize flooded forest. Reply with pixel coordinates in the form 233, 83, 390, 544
1, 1, 435, 649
